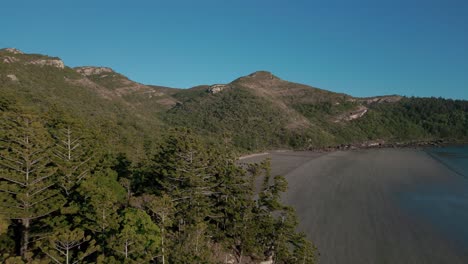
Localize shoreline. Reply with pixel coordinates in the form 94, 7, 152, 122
423, 147, 468, 179
308, 139, 468, 153
238, 140, 468, 160
241, 147, 468, 264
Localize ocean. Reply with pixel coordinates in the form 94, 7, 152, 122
401, 145, 468, 250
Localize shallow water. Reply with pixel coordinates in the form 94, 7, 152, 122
401, 146, 468, 251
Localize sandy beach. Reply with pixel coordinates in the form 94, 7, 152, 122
242, 148, 468, 264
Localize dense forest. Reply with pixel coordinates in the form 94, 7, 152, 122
0, 100, 316, 263
166, 88, 468, 151
1, 49, 468, 158
2, 48, 468, 263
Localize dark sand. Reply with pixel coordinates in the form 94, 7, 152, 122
242, 149, 468, 264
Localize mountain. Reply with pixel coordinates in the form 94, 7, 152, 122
0, 48, 180, 158
1, 48, 467, 157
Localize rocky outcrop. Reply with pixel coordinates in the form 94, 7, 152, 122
2, 56, 19, 63
1, 48, 65, 69
75, 66, 114, 76
2, 48, 23, 54
208, 84, 230, 94
7, 74, 18, 81
346, 106, 368, 121
334, 105, 368, 122
27, 59, 65, 69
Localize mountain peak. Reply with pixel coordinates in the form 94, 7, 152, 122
0, 48, 24, 54
0, 48, 65, 69
231, 71, 282, 86
245, 71, 279, 80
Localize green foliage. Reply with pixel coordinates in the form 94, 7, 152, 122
165, 88, 290, 151
294, 100, 358, 119
0, 113, 64, 219
0, 56, 164, 162
0, 213, 9, 235
0, 217, 15, 262
291, 97, 468, 146
39, 228, 98, 264
0, 107, 316, 263
78, 169, 126, 235
51, 124, 94, 196
244, 160, 317, 263
166, 87, 468, 152
110, 208, 160, 262
5, 50, 468, 263
0, 112, 66, 259
129, 130, 317, 263
335, 97, 468, 143
169, 222, 214, 263
135, 194, 173, 264
2, 49, 467, 155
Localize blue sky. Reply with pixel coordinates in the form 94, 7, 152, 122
2, 0, 468, 99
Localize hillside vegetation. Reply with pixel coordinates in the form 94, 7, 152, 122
1, 47, 468, 263
2, 48, 467, 157
0, 105, 315, 263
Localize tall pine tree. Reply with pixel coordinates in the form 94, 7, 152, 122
0, 113, 65, 259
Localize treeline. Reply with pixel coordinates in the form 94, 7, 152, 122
0, 103, 316, 263
334, 97, 468, 144
166, 90, 468, 152
273, 97, 468, 148
165, 88, 293, 152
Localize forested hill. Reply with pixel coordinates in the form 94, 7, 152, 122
1, 47, 468, 263
0, 50, 319, 263
1, 47, 468, 158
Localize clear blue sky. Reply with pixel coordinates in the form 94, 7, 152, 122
2, 0, 468, 99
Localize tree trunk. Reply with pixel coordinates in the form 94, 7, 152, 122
125, 240, 128, 259
161, 228, 165, 264
20, 218, 30, 258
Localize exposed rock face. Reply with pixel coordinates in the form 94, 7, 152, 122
346, 106, 368, 121
2, 48, 23, 54
75, 66, 114, 76
2, 56, 19, 63
334, 105, 369, 122
7, 74, 18, 81
27, 59, 65, 69
208, 84, 230, 94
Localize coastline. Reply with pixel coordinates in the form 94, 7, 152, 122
237, 140, 468, 161
241, 147, 468, 264
307, 139, 468, 153
424, 147, 468, 179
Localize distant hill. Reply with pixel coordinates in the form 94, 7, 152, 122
1, 48, 467, 157
0, 48, 180, 158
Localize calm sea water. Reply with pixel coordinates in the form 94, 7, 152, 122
401, 146, 468, 249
